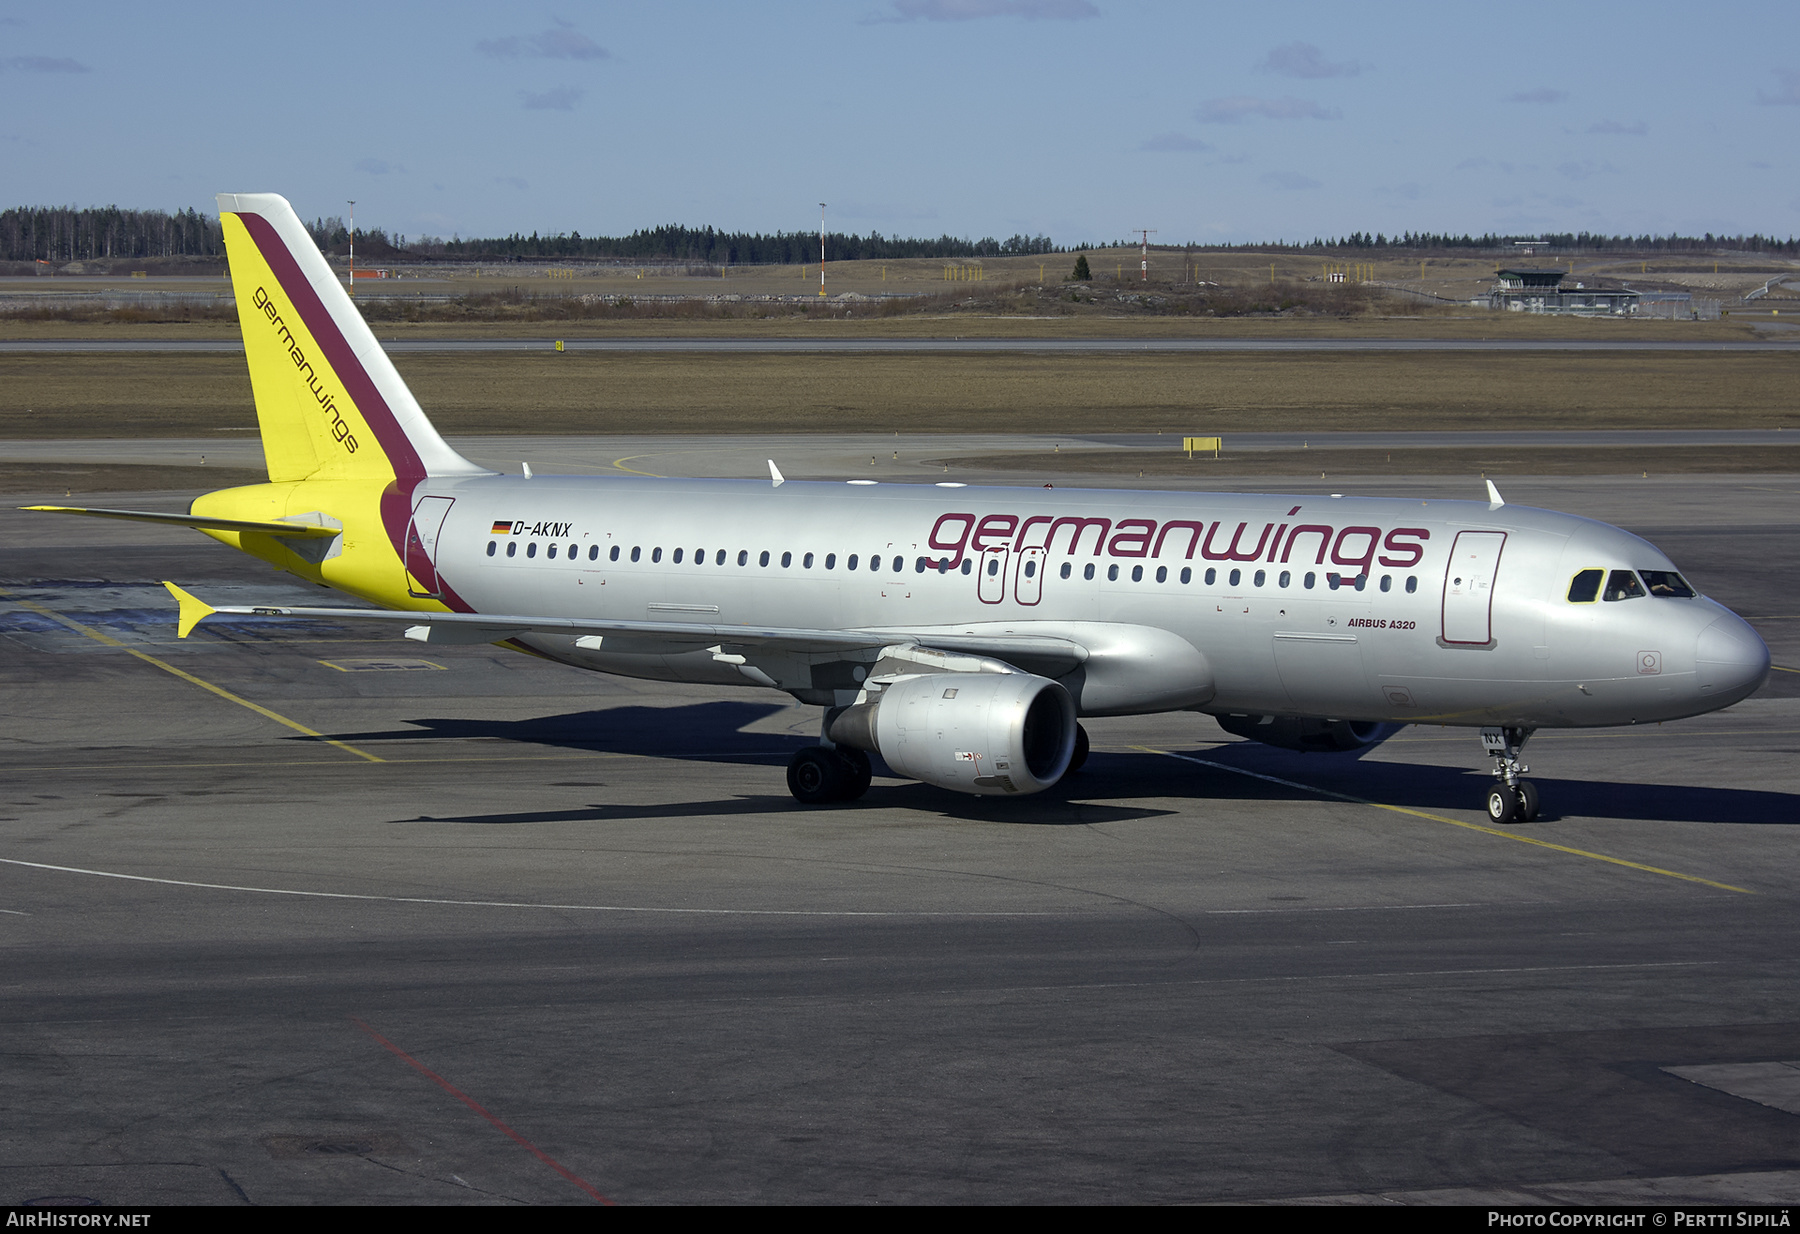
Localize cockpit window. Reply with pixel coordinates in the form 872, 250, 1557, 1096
1567, 569, 1603, 603
1602, 569, 1646, 602
1639, 570, 1696, 599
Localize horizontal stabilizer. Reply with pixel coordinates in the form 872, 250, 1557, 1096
22, 506, 341, 539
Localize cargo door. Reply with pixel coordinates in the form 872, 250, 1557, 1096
1442, 530, 1506, 645
405, 495, 455, 598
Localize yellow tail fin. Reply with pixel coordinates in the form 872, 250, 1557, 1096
215, 193, 486, 486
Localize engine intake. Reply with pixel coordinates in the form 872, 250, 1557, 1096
1213, 713, 1399, 753
829, 672, 1076, 796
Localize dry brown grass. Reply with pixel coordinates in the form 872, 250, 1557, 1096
3, 350, 1797, 440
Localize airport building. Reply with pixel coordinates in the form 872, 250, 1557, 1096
1488, 268, 1640, 315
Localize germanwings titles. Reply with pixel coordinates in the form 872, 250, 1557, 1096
28, 193, 1771, 820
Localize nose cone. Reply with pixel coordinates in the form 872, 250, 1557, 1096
1695, 612, 1771, 705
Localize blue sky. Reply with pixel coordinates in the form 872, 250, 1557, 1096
3, 1, 1796, 246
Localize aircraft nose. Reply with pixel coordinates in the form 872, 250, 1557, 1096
1695, 612, 1770, 703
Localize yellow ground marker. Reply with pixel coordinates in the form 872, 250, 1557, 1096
1136, 745, 1752, 895
0, 585, 383, 764
610, 455, 666, 477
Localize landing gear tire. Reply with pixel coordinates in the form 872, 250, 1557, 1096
1485, 785, 1519, 825
836, 747, 872, 801
1515, 779, 1540, 823
1067, 723, 1090, 774
788, 746, 847, 805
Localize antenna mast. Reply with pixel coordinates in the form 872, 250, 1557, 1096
1136, 228, 1157, 281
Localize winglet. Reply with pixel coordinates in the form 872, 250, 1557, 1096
768, 459, 785, 488
1485, 479, 1505, 507
163, 582, 216, 639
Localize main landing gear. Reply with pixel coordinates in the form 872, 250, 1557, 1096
1480, 726, 1540, 824
787, 745, 873, 805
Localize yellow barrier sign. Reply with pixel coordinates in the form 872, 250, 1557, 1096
1184, 436, 1221, 458
554, 340, 565, 352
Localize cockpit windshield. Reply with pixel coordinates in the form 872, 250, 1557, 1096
1639, 570, 1696, 598
1602, 570, 1645, 601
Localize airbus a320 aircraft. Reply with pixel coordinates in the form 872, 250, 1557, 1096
29, 194, 1771, 820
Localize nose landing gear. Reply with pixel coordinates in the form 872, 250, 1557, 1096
1480, 726, 1539, 823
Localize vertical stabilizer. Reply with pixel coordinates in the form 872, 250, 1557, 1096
216, 192, 489, 484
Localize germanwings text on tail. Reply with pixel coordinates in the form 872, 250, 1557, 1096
27, 193, 1771, 820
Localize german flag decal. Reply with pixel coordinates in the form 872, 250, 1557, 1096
491, 520, 516, 534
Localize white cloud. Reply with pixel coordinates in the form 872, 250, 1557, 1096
480, 20, 609, 61
1258, 42, 1362, 79
1756, 68, 1800, 105
875, 0, 1098, 19
520, 87, 583, 111
1197, 96, 1339, 123
1139, 132, 1212, 152
0, 56, 89, 72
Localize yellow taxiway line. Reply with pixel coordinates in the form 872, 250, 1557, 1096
1, 587, 383, 764
1136, 745, 1753, 895
610, 455, 666, 477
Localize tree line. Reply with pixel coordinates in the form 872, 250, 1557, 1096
0, 206, 224, 262
4, 204, 1793, 263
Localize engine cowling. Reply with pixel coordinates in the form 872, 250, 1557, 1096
1213, 713, 1399, 753
829, 672, 1076, 796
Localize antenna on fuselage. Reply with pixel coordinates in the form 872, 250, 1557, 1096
522, 462, 533, 479
768, 459, 785, 488
1485, 478, 1505, 507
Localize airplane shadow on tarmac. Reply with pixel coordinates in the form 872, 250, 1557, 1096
324, 701, 1798, 829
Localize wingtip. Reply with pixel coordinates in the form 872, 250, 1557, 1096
162, 581, 216, 639
768, 459, 785, 488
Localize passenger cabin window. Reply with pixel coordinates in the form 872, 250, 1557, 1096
1405, 575, 1417, 594
630, 546, 641, 562
1640, 570, 1696, 598
1567, 569, 1603, 603
610, 545, 620, 561
1180, 567, 1192, 584
1083, 564, 1095, 581
1060, 562, 1071, 580
527, 542, 537, 559
781, 551, 792, 568
1603, 569, 1646, 601
738, 550, 749, 566
652, 547, 662, 563
486, 541, 496, 557
589, 545, 599, 561
507, 542, 517, 558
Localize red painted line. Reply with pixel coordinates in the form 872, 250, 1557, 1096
350, 1016, 613, 1205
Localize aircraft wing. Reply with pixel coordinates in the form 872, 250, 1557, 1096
163, 583, 1088, 671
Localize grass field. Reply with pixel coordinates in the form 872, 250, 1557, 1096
2, 349, 1795, 441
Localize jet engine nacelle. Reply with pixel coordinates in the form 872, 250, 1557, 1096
1214, 713, 1400, 753
829, 672, 1077, 796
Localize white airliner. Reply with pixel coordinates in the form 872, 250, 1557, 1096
29, 194, 1772, 820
